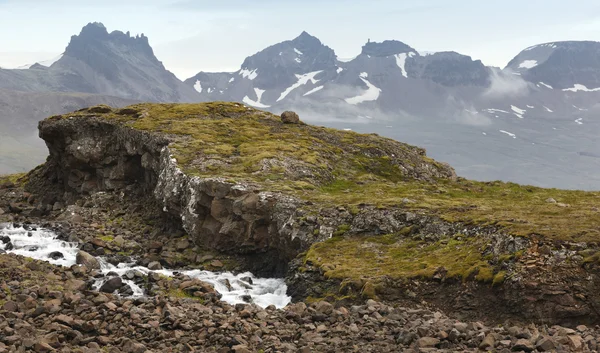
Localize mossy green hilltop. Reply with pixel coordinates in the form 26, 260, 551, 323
36, 102, 600, 286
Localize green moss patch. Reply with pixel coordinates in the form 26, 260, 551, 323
306, 233, 506, 284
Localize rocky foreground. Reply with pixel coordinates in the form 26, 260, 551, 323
0, 252, 598, 353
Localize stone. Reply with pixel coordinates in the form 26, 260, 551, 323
99, 277, 123, 293
281, 111, 300, 124
176, 238, 191, 250
546, 197, 557, 203
2, 300, 18, 312
48, 251, 64, 260
480, 333, 496, 350
512, 338, 535, 352
210, 260, 224, 268
416, 337, 440, 348
33, 342, 54, 352
122, 339, 147, 353
54, 314, 74, 326
75, 250, 100, 270
567, 335, 584, 351
536, 337, 556, 352
148, 261, 162, 270
313, 301, 334, 315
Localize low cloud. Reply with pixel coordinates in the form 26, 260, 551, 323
482, 68, 530, 98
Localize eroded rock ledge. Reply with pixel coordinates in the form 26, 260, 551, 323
27, 107, 455, 276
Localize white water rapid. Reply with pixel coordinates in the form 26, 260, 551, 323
0, 224, 291, 309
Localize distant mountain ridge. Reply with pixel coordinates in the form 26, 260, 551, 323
1, 22, 600, 189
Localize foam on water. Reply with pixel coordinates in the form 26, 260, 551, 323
0, 224, 291, 308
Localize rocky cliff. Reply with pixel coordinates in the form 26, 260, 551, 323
16, 102, 600, 327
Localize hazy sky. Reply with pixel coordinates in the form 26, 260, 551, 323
1, 0, 600, 79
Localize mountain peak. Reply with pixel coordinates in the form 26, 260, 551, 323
65, 23, 154, 60
292, 31, 322, 47
361, 40, 416, 57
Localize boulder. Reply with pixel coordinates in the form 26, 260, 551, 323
147, 261, 162, 270
76, 250, 100, 270
281, 111, 300, 124
512, 338, 534, 352
99, 277, 123, 293
48, 251, 64, 260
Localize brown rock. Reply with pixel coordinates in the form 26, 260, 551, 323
122, 339, 147, 353
480, 333, 496, 350
33, 342, 54, 352
536, 336, 556, 352
281, 111, 300, 124
148, 261, 162, 270
210, 260, 224, 268
99, 277, 123, 293
54, 314, 74, 327
416, 337, 440, 348
313, 301, 333, 315
2, 300, 18, 312
75, 250, 100, 270
512, 338, 534, 352
568, 335, 584, 351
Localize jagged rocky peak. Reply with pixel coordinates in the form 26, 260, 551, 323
65, 22, 154, 60
361, 39, 416, 57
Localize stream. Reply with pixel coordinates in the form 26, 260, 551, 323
0, 223, 291, 308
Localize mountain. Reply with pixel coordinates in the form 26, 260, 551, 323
0, 22, 201, 174
506, 41, 600, 91
185, 35, 600, 190
0, 22, 200, 102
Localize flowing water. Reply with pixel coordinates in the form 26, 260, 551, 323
0, 224, 291, 308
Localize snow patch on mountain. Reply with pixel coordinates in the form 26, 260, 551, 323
337, 67, 343, 74
294, 48, 303, 55
563, 84, 600, 92
277, 70, 323, 102
345, 75, 382, 105
538, 82, 553, 89
500, 130, 517, 138
518, 60, 538, 69
193, 80, 202, 93
239, 68, 258, 80
304, 85, 324, 96
243, 88, 270, 108
485, 108, 510, 114
295, 58, 302, 63
575, 118, 583, 125
511, 105, 526, 119
544, 106, 554, 113
229, 77, 235, 83
394, 52, 416, 78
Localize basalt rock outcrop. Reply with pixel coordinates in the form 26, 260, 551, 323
27, 102, 455, 276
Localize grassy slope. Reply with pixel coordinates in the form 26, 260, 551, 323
41, 102, 600, 286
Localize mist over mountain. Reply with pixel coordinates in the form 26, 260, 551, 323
2, 22, 600, 189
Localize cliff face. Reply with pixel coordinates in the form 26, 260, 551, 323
23, 102, 600, 326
